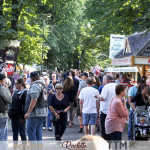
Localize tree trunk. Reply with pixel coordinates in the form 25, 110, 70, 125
0, 0, 3, 30
11, 0, 23, 32
0, 0, 3, 15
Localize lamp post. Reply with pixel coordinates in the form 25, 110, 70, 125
41, 13, 51, 74
79, 60, 81, 70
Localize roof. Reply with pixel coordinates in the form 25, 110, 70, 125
114, 31, 150, 58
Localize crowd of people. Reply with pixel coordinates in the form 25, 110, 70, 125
0, 68, 150, 148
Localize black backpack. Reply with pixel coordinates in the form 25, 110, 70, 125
34, 83, 48, 109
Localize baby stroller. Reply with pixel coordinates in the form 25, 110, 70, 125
131, 109, 150, 140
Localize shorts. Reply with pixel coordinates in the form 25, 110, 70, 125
82, 113, 97, 126
76, 101, 82, 117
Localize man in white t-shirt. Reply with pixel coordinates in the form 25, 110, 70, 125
96, 75, 117, 140
79, 77, 99, 135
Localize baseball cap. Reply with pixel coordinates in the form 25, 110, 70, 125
81, 72, 88, 77
30, 71, 39, 78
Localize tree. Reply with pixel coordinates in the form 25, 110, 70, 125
42, 0, 85, 70
0, 0, 49, 65
80, 0, 150, 68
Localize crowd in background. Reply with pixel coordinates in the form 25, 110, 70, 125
0, 68, 150, 149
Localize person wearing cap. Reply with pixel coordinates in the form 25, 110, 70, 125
76, 72, 88, 133
24, 71, 47, 141
0, 73, 12, 148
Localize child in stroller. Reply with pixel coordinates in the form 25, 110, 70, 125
132, 110, 149, 140
137, 117, 148, 139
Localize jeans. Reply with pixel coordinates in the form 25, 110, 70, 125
27, 117, 45, 141
55, 113, 67, 141
0, 118, 8, 150
68, 102, 74, 122
11, 118, 26, 141
0, 118, 8, 141
100, 112, 111, 140
110, 131, 122, 140
43, 109, 52, 128
128, 110, 133, 140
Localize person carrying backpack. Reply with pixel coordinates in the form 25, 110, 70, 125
24, 72, 48, 141
0, 73, 12, 149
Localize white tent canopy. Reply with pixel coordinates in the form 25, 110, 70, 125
20, 64, 37, 72
104, 67, 139, 72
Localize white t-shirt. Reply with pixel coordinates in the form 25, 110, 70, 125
78, 87, 99, 114
100, 82, 117, 114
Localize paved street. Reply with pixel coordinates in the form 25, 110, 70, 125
8, 117, 128, 142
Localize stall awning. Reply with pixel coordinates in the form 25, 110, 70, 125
104, 67, 139, 72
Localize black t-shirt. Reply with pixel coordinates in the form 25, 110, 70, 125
63, 86, 76, 102
131, 92, 149, 106
10, 89, 27, 118
49, 94, 70, 111
72, 76, 79, 95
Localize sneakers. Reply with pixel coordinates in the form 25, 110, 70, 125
42, 127, 46, 130
48, 127, 53, 131
97, 126, 100, 132
79, 125, 83, 133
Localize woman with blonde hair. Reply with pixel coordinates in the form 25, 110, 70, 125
49, 83, 70, 141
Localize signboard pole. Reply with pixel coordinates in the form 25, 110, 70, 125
131, 56, 134, 67
142, 65, 145, 77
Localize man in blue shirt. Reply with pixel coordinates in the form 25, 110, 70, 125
99, 75, 106, 94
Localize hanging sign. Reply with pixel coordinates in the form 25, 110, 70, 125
0, 63, 15, 76
109, 34, 126, 59
134, 57, 150, 65
111, 56, 132, 66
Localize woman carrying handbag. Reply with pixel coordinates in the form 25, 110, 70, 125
49, 83, 70, 141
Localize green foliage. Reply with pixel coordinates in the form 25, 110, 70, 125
0, 0, 150, 70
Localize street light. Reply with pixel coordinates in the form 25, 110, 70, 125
79, 57, 81, 71
41, 13, 51, 74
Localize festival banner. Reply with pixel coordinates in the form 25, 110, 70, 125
109, 34, 126, 59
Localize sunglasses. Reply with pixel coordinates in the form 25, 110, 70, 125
15, 83, 19, 84
56, 88, 63, 90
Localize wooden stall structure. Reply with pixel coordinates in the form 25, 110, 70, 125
112, 31, 150, 79
0, 40, 20, 77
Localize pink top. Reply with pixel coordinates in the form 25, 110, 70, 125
105, 97, 129, 134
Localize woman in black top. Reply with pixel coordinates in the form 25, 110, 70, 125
49, 83, 70, 141
131, 84, 150, 110
63, 76, 76, 127
9, 78, 27, 141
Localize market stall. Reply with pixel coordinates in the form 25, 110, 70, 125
111, 31, 150, 84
